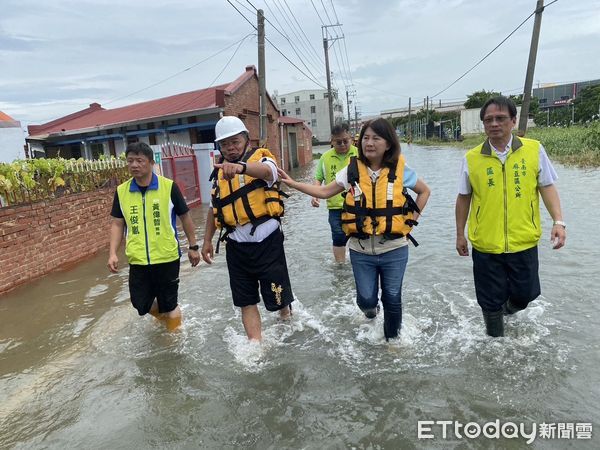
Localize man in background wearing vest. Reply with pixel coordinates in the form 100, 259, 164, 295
201, 116, 293, 341
455, 96, 566, 337
108, 142, 200, 331
312, 123, 358, 262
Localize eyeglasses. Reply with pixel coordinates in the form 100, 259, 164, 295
483, 115, 511, 125
334, 139, 350, 145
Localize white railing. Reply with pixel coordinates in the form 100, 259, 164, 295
67, 158, 127, 173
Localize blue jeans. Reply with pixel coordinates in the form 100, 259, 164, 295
349, 246, 409, 339
328, 209, 349, 247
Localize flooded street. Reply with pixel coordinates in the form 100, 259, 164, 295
1, 144, 599, 449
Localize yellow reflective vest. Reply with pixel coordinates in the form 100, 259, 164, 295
117, 174, 180, 265
211, 148, 285, 230
466, 136, 541, 254
341, 156, 419, 242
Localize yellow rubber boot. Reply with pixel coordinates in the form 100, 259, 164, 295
165, 315, 182, 331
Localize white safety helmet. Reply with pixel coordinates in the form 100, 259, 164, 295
214, 116, 249, 142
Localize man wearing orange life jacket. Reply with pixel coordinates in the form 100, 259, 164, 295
201, 116, 294, 341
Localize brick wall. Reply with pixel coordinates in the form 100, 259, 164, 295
0, 189, 114, 295
225, 76, 282, 163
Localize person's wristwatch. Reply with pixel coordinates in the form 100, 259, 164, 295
188, 244, 200, 251
553, 220, 566, 228
238, 162, 247, 174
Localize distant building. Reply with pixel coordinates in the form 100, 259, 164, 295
381, 100, 465, 119
533, 79, 600, 109
27, 66, 310, 167
274, 89, 344, 143
0, 111, 25, 163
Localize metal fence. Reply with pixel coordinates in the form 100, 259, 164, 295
160, 143, 201, 207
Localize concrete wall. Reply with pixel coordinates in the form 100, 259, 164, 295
0, 126, 26, 163
0, 190, 114, 295
461, 106, 525, 135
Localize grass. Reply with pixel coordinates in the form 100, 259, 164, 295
408, 123, 600, 167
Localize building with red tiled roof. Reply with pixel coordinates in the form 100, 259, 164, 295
1, 111, 26, 163
27, 66, 291, 163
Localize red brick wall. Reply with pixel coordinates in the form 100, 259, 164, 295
297, 124, 314, 167
224, 76, 281, 164
0, 190, 114, 295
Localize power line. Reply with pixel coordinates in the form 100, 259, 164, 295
310, 0, 326, 25
430, 0, 561, 99
247, 0, 323, 82
174, 34, 252, 113
353, 80, 410, 98
227, 0, 326, 88
281, 0, 324, 64
103, 33, 254, 105
269, 0, 324, 74
319, 0, 335, 26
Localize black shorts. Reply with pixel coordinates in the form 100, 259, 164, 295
225, 229, 294, 311
472, 246, 541, 312
128, 259, 180, 315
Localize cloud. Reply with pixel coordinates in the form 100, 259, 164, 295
1, 0, 599, 127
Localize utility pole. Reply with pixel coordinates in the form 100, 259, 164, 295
322, 25, 342, 133
407, 97, 412, 141
354, 105, 359, 135
518, 0, 544, 135
257, 9, 267, 144
323, 36, 334, 132
426, 96, 429, 138
346, 89, 352, 125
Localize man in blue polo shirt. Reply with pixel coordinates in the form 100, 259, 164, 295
108, 142, 200, 331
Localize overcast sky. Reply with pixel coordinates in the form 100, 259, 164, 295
2, 0, 599, 131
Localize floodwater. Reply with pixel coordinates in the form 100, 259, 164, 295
1, 145, 599, 449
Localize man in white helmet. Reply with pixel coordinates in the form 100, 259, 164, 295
201, 116, 294, 341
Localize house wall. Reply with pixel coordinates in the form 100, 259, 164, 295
0, 190, 114, 295
0, 126, 26, 163
224, 77, 281, 164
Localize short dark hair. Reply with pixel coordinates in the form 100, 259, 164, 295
331, 123, 350, 136
357, 118, 400, 169
125, 142, 154, 161
480, 96, 518, 120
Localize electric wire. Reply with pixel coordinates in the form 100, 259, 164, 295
430, 0, 560, 99
103, 32, 254, 105
245, 0, 323, 80
227, 0, 326, 88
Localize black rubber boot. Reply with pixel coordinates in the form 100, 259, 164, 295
362, 304, 380, 319
482, 309, 504, 337
502, 298, 524, 316
383, 310, 402, 341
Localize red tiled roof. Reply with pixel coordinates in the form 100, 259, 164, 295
28, 66, 260, 137
0, 111, 15, 122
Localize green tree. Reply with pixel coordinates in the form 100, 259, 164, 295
464, 90, 502, 109
574, 84, 600, 122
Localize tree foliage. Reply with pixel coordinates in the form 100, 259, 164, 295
464, 90, 502, 109
573, 84, 600, 122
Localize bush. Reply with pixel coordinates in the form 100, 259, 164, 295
0, 157, 129, 207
